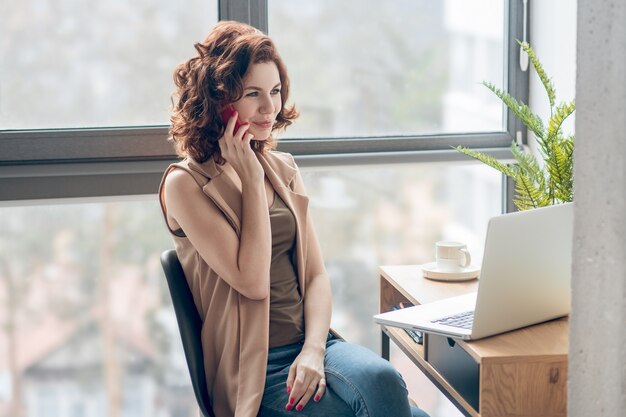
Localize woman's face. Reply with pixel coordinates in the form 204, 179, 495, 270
232, 61, 282, 141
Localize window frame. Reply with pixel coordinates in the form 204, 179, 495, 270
0, 0, 527, 202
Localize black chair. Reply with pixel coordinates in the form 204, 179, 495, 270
161, 249, 345, 417
160, 249, 216, 417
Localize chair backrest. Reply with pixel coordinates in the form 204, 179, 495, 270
160, 249, 215, 417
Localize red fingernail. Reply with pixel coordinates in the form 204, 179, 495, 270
286, 386, 291, 394
289, 397, 294, 404
314, 395, 320, 402
285, 404, 292, 411
296, 405, 303, 411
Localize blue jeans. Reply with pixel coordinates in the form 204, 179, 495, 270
258, 335, 429, 417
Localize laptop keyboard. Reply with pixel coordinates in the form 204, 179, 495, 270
431, 311, 474, 330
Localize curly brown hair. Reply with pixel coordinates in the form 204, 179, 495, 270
169, 21, 298, 163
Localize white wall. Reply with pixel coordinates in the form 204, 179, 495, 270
528, 0, 577, 155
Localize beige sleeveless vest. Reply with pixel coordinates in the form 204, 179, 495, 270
158, 151, 317, 417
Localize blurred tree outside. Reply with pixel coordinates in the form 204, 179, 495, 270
0, 0, 216, 129
0, 200, 186, 417
270, 0, 448, 138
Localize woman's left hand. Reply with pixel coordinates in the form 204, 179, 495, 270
285, 345, 326, 411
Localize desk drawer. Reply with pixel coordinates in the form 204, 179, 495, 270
426, 334, 479, 412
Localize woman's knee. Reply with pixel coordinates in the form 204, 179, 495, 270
326, 342, 407, 391
369, 358, 408, 392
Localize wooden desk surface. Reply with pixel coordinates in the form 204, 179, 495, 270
380, 264, 569, 362
380, 265, 568, 417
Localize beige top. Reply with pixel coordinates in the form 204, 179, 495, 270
159, 151, 328, 417
268, 194, 305, 348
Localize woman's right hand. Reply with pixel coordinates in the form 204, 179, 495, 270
219, 111, 264, 181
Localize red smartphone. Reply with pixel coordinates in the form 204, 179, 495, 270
220, 105, 245, 133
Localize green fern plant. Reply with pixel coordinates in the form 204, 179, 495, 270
456, 42, 575, 211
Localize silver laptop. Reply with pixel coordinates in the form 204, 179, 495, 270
374, 203, 573, 341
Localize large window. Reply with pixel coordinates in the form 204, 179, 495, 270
0, 1, 525, 416
0, 0, 526, 200
0, 162, 500, 416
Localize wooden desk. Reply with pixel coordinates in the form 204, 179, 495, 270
379, 265, 568, 417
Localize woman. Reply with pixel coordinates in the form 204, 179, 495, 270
159, 21, 429, 417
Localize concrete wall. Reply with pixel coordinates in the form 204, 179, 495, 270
570, 1, 626, 416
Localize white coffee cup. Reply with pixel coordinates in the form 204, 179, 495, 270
435, 241, 471, 273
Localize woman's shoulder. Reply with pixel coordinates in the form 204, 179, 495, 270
163, 165, 201, 198
164, 157, 213, 189
267, 150, 297, 168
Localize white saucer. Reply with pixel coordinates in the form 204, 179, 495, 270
420, 262, 480, 282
